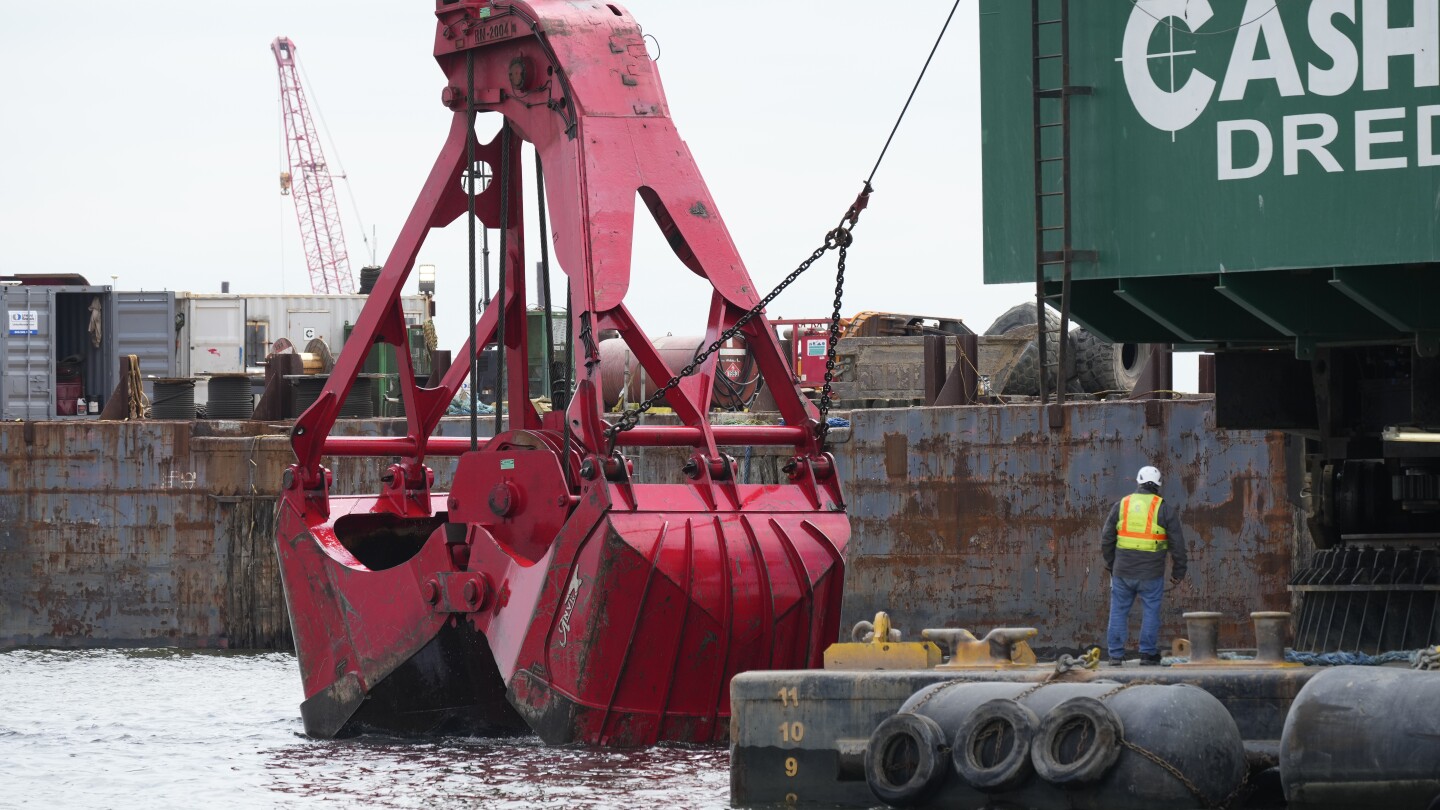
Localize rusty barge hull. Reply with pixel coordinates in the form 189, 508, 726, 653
0, 399, 1300, 653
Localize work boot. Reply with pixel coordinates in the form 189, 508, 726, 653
1140, 653, 1162, 666
1107, 657, 1125, 667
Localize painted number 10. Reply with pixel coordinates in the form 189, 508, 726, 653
777, 687, 799, 707
779, 721, 805, 742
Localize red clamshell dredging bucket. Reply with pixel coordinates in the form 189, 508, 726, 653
276, 438, 847, 745
275, 0, 854, 747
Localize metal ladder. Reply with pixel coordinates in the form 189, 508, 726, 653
1031, 0, 1092, 412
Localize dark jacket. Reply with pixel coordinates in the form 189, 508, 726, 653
1102, 482, 1188, 581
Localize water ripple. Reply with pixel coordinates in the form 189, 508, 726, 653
0, 650, 731, 809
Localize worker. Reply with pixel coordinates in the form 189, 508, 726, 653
1102, 465, 1188, 666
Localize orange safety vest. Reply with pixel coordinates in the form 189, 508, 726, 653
1116, 492, 1169, 552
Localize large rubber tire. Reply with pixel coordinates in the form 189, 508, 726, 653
951, 699, 1039, 793
1073, 329, 1151, 394
999, 325, 1081, 397
985, 302, 1059, 337
865, 713, 951, 807
1032, 697, 1124, 785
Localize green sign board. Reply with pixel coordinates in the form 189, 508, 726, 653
982, 0, 1439, 287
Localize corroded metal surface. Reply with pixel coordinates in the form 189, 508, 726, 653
1, 399, 1300, 652
0, 420, 469, 650
834, 399, 1301, 652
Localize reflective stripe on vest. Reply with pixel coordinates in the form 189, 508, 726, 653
1116, 492, 1168, 552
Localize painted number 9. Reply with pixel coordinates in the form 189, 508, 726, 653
779, 721, 805, 743
784, 757, 798, 777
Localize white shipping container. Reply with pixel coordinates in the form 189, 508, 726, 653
176, 293, 426, 376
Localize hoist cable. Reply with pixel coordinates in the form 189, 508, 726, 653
866, 0, 962, 185
467, 52, 479, 450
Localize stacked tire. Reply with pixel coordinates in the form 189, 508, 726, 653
1071, 329, 1150, 395
986, 302, 1149, 397
864, 681, 1246, 809
983, 304, 1078, 397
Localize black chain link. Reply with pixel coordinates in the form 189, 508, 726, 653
816, 232, 850, 442
604, 184, 871, 450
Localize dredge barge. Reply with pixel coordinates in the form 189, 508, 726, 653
734, 1, 1440, 807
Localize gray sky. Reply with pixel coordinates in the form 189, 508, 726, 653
0, 2, 1196, 388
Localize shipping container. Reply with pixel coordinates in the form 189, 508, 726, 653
980, 0, 1439, 349
113, 291, 178, 401
1, 284, 177, 420
176, 293, 427, 377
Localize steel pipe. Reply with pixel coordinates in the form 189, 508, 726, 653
611, 425, 809, 448
321, 424, 811, 457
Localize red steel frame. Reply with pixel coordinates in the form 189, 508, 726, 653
274, 1, 848, 745
272, 37, 354, 295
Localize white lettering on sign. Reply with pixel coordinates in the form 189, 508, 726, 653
1219, 0, 1305, 102
806, 338, 828, 357
1118, 0, 1440, 179
1118, 0, 1216, 136
1218, 119, 1273, 179
1284, 114, 1343, 175
1356, 107, 1409, 170
1421, 105, 1440, 166
8, 310, 38, 335
1362, 0, 1439, 91
1308, 0, 1359, 97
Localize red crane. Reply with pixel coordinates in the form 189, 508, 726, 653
272, 36, 354, 295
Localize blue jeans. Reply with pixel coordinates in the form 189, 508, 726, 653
1107, 576, 1164, 658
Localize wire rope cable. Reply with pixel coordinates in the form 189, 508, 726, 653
1125, 0, 1283, 36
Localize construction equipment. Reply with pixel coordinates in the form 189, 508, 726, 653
275, 1, 848, 745
272, 37, 354, 294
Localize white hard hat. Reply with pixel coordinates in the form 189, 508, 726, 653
1137, 465, 1162, 486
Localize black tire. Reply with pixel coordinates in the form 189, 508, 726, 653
951, 699, 1039, 793
998, 325, 1079, 397
1073, 329, 1151, 394
985, 302, 1059, 337
1031, 697, 1123, 785
865, 713, 951, 807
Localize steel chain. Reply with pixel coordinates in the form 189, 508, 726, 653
901, 677, 964, 716
1092, 681, 1247, 809
604, 185, 871, 451
816, 232, 849, 442
1053, 651, 1099, 675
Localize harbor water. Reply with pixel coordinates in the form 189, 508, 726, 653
0, 650, 730, 809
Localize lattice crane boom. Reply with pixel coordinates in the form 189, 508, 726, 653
272, 36, 353, 295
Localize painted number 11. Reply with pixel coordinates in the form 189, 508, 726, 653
777, 687, 799, 707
